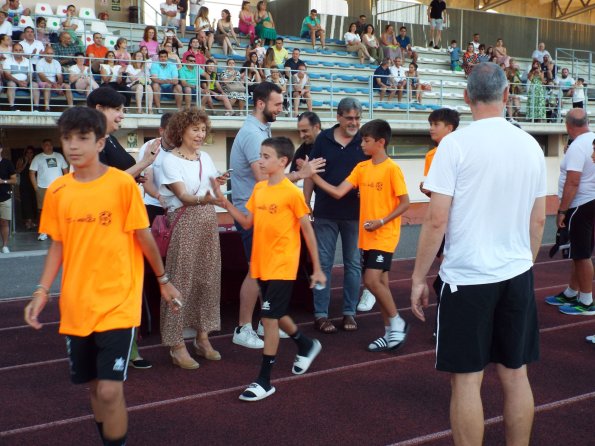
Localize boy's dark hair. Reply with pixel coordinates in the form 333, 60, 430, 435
428, 108, 460, 130
451, 39, 457, 44
577, 77, 585, 83
262, 136, 295, 164
360, 119, 392, 148
87, 86, 126, 109
57, 107, 107, 139
275, 37, 283, 43
253, 81, 282, 105
297, 111, 321, 127
158, 49, 168, 56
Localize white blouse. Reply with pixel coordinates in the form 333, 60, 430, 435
344, 32, 361, 44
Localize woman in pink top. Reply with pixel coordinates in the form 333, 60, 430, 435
238, 1, 255, 44
139, 26, 160, 60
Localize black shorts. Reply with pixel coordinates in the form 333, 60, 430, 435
258, 280, 293, 319
362, 249, 393, 272
566, 199, 595, 260
436, 268, 539, 373
65, 328, 135, 384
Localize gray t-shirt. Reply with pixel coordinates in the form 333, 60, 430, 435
230, 114, 271, 213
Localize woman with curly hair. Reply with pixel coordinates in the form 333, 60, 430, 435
159, 109, 227, 369
139, 26, 159, 60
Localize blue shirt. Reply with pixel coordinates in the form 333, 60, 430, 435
230, 114, 272, 213
396, 35, 411, 50
150, 62, 178, 86
373, 65, 391, 88
310, 125, 367, 220
449, 47, 461, 61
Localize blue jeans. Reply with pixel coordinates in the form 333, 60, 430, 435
313, 218, 361, 318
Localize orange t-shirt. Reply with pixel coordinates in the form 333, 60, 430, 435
40, 168, 149, 336
246, 178, 310, 281
346, 158, 408, 252
85, 44, 108, 60
423, 147, 437, 176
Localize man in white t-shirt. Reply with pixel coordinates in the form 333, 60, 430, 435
2, 42, 40, 110
410, 62, 546, 446
389, 57, 407, 102
531, 42, 551, 64
36, 47, 73, 111
470, 33, 480, 53
29, 138, 69, 240
555, 67, 575, 97
160, 0, 179, 27
20, 26, 45, 66
545, 108, 595, 316
0, 10, 12, 35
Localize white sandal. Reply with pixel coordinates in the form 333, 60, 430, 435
239, 382, 276, 402
292, 339, 322, 375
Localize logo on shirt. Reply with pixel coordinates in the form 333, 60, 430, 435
99, 211, 112, 226
376, 182, 383, 191
268, 204, 278, 214
262, 301, 271, 311
113, 357, 126, 372
45, 158, 58, 168
376, 254, 385, 263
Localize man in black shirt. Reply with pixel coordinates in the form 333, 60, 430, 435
0, 145, 17, 253
355, 14, 367, 36
427, 0, 447, 49
290, 111, 321, 175
284, 48, 304, 80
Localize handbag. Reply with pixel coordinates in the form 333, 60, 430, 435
151, 207, 187, 258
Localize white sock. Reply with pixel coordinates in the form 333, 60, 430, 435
389, 315, 405, 332
578, 292, 593, 306
384, 325, 391, 337
563, 287, 578, 298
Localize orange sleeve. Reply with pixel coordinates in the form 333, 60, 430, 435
39, 179, 63, 241
291, 188, 310, 219
345, 164, 361, 188
391, 164, 409, 197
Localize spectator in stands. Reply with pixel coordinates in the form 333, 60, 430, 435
36, 47, 73, 111
344, 22, 376, 64
555, 67, 575, 98
373, 58, 395, 101
140, 26, 159, 61
29, 138, 68, 241
215, 9, 240, 56
245, 37, 265, 64
255, 0, 276, 45
35, 17, 51, 46
238, 1, 256, 44
182, 37, 206, 66
571, 78, 585, 109
406, 62, 421, 103
462, 43, 479, 78
300, 9, 326, 50
427, 0, 446, 49
163, 41, 182, 69
189, 0, 203, 30
20, 26, 44, 69
160, 0, 179, 28
241, 51, 262, 94
220, 58, 248, 111
159, 109, 223, 369
0, 143, 16, 253
126, 51, 153, 114
178, 53, 203, 109
362, 25, 383, 63
527, 59, 546, 122
541, 54, 556, 82
381, 24, 399, 61
100, 51, 131, 106
506, 61, 522, 122
3, 42, 40, 110
477, 44, 489, 63
0, 32, 11, 56
61, 5, 79, 34
389, 56, 407, 102
177, 0, 188, 38
194, 6, 214, 52
272, 37, 288, 67
114, 38, 131, 68
262, 47, 275, 80
448, 40, 461, 71
0, 11, 12, 37
531, 42, 551, 64
161, 28, 183, 56
355, 14, 367, 36
15, 145, 37, 230
396, 26, 418, 64
3, 0, 29, 39
284, 48, 303, 81
139, 45, 153, 71
292, 63, 312, 115
201, 59, 235, 116
151, 49, 183, 112
471, 33, 480, 53
86, 32, 108, 74
69, 52, 98, 96
269, 67, 287, 112
493, 38, 510, 67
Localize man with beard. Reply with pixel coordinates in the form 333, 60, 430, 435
304, 98, 368, 333
290, 111, 321, 174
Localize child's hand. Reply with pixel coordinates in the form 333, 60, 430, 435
310, 270, 326, 289
363, 220, 383, 232
24, 290, 49, 330
299, 155, 325, 178
209, 177, 227, 206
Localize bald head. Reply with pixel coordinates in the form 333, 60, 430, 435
565, 108, 589, 139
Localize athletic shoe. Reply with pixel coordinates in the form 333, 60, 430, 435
256, 321, 289, 339
129, 357, 153, 369
357, 289, 376, 312
545, 291, 578, 306
233, 324, 264, 349
585, 334, 595, 344
559, 302, 595, 316
1, 246, 9, 254
37, 233, 48, 241
239, 382, 276, 402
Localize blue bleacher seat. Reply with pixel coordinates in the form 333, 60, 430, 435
312, 100, 324, 107
308, 73, 321, 79
356, 88, 369, 94
336, 62, 351, 68
322, 62, 334, 67
426, 104, 442, 110
287, 36, 301, 41
355, 75, 369, 82
334, 51, 350, 56
380, 103, 396, 110
310, 86, 324, 92
336, 74, 354, 81
343, 87, 357, 94
303, 48, 317, 54
354, 63, 368, 69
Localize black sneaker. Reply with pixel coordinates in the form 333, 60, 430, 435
428, 40, 434, 47
9, 105, 19, 111
433, 45, 440, 50
129, 357, 153, 369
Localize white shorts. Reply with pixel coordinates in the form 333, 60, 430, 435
0, 198, 12, 220
431, 18, 443, 30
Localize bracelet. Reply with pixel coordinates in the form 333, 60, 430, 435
157, 273, 170, 285
557, 210, 568, 215
380, 218, 385, 226
35, 284, 50, 294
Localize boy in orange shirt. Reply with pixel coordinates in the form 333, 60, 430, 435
212, 136, 326, 402
24, 107, 180, 446
306, 119, 410, 352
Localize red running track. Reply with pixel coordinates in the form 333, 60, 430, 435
0, 248, 594, 446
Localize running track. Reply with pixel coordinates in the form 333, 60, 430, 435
1, 247, 593, 446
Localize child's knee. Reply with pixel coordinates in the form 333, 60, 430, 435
95, 380, 124, 406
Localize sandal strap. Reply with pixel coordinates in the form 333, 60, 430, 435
371, 337, 388, 348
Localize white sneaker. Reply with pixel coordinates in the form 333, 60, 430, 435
233, 324, 264, 349
357, 289, 376, 312
369, 57, 376, 64
257, 320, 290, 339
1, 246, 9, 254
37, 233, 48, 241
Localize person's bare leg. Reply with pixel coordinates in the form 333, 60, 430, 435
451, 371, 485, 446
238, 273, 260, 326
64, 85, 73, 106
319, 31, 326, 48
497, 364, 534, 446
574, 259, 594, 293
91, 380, 127, 442
0, 218, 9, 247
